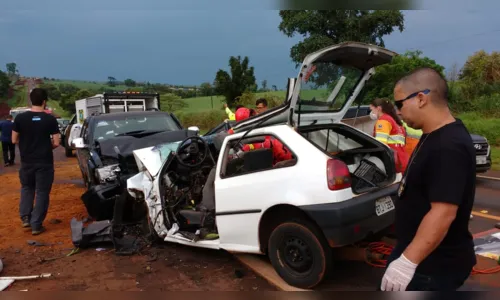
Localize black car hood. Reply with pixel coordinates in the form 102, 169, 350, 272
98, 129, 197, 159
470, 134, 487, 143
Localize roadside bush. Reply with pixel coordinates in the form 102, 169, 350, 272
176, 109, 226, 131
458, 112, 500, 146
234, 91, 284, 109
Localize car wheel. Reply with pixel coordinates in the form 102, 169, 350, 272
268, 219, 332, 289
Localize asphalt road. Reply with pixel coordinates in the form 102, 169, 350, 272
26, 78, 36, 106
312, 176, 500, 291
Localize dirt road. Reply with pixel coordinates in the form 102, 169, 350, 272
0, 149, 275, 291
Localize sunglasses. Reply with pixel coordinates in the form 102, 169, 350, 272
394, 89, 430, 109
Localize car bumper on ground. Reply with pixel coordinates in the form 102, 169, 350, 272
81, 182, 121, 221
299, 183, 399, 248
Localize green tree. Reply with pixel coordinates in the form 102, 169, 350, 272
124, 78, 136, 87
0, 70, 10, 97
199, 82, 213, 96
213, 56, 257, 106
362, 50, 445, 103
5, 62, 18, 77
39, 83, 62, 100
459, 50, 500, 100
160, 93, 188, 111
260, 79, 268, 92
278, 10, 405, 67
107, 76, 117, 87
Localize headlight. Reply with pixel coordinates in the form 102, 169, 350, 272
95, 164, 120, 183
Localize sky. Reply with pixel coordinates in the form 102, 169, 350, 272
1, 0, 500, 89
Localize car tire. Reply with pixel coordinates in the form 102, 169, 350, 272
268, 219, 332, 289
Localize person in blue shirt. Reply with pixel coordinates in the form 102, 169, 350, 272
0, 115, 15, 167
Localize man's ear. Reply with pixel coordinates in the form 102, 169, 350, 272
417, 92, 428, 108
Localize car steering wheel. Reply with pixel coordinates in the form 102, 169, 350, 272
176, 136, 209, 168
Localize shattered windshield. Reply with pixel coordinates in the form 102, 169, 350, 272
297, 62, 363, 113
93, 114, 180, 142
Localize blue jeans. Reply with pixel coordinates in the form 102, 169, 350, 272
378, 244, 471, 291
19, 163, 55, 230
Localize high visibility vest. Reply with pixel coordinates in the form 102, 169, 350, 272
374, 114, 406, 147
373, 114, 409, 173
402, 121, 422, 156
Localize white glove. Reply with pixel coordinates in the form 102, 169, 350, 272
380, 254, 418, 291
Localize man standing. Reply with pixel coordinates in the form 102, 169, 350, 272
11, 88, 61, 235
380, 67, 476, 291
0, 115, 15, 166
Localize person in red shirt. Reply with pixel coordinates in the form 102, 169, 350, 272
369, 98, 409, 173
228, 107, 292, 165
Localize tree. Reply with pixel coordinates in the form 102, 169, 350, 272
39, 83, 62, 100
362, 50, 445, 102
107, 76, 117, 87
272, 85, 278, 91
459, 50, 500, 100
213, 56, 257, 106
199, 82, 213, 96
0, 70, 10, 97
260, 80, 268, 92
124, 78, 136, 87
5, 62, 18, 77
160, 93, 188, 111
278, 10, 405, 66
446, 62, 460, 82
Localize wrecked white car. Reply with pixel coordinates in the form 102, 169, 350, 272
126, 42, 403, 289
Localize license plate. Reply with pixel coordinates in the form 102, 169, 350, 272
375, 196, 395, 216
476, 156, 487, 165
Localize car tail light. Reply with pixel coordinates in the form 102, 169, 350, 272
327, 158, 351, 190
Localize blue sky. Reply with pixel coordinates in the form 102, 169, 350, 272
1, 0, 499, 89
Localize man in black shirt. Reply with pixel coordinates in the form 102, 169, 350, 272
12, 88, 61, 235
380, 67, 476, 291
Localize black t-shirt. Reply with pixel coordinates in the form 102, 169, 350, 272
12, 111, 60, 164
394, 119, 477, 275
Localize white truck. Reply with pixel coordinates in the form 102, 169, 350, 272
74, 92, 161, 125
64, 92, 162, 157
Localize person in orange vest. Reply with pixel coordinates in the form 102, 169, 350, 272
370, 98, 409, 173
228, 107, 292, 164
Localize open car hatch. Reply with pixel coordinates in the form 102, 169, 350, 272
288, 42, 397, 126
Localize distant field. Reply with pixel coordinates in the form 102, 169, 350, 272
47, 100, 72, 119
179, 89, 328, 112
44, 79, 129, 91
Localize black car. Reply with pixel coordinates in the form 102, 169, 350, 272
73, 110, 198, 220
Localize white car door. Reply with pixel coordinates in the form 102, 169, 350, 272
213, 130, 298, 253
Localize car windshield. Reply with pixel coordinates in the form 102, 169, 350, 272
93, 114, 180, 142
296, 61, 363, 113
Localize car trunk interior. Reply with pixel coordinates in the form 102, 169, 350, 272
298, 123, 396, 194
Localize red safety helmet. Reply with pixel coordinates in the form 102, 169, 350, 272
235, 107, 251, 121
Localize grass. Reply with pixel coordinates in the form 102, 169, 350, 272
47, 100, 72, 119
178, 89, 328, 112
7, 86, 28, 108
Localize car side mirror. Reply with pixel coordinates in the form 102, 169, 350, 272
188, 126, 200, 135
72, 137, 86, 149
